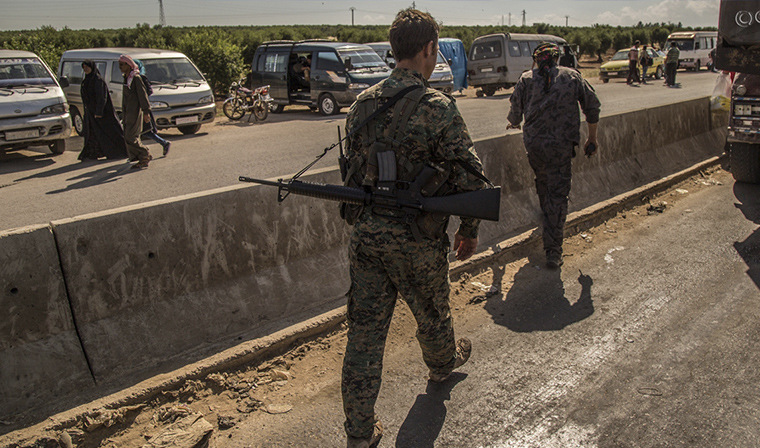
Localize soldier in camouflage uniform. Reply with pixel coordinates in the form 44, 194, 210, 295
341, 9, 488, 448
507, 43, 601, 268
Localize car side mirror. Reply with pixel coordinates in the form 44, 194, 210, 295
388, 62, 396, 69
344, 57, 353, 71
58, 76, 69, 88
447, 58, 453, 66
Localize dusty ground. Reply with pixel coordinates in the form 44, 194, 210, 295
0, 165, 728, 448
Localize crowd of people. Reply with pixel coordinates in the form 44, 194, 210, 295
77, 54, 170, 170
625, 39, 682, 87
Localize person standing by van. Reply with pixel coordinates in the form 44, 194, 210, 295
118, 55, 153, 169
639, 45, 652, 84
506, 43, 601, 268
78, 60, 127, 161
665, 41, 680, 87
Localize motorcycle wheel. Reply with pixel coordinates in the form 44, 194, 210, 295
253, 100, 269, 121
223, 97, 246, 120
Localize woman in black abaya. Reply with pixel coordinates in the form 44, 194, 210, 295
78, 60, 127, 160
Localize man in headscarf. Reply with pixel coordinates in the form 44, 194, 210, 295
506, 43, 601, 268
78, 59, 127, 160
118, 54, 153, 169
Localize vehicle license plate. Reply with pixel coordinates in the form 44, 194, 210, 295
175, 116, 199, 125
5, 129, 40, 141
480, 67, 493, 72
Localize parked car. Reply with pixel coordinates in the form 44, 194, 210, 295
251, 41, 391, 115
0, 49, 72, 155
599, 47, 665, 83
467, 33, 573, 96
58, 48, 216, 135
366, 41, 454, 93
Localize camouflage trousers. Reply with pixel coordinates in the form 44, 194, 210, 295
526, 140, 574, 256
342, 230, 457, 439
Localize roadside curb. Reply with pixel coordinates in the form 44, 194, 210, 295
2, 155, 725, 442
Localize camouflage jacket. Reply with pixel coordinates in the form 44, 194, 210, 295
345, 68, 486, 240
507, 66, 601, 146
666, 46, 680, 64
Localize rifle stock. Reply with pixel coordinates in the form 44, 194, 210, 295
239, 176, 500, 222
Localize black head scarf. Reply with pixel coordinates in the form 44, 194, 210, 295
533, 43, 560, 92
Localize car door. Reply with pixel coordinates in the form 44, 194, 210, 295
108, 60, 125, 113
311, 51, 347, 101
259, 51, 289, 101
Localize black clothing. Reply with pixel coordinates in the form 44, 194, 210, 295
78, 62, 127, 160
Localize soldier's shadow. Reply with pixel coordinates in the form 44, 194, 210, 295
395, 373, 466, 448
486, 254, 594, 332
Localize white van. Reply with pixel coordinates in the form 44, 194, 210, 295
58, 48, 215, 135
0, 50, 72, 155
467, 33, 575, 96
666, 31, 718, 71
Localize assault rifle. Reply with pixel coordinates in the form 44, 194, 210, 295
239, 165, 501, 222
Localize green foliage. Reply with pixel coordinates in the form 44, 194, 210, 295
175, 28, 244, 95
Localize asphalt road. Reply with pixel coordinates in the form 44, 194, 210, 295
217, 168, 760, 448
0, 71, 718, 232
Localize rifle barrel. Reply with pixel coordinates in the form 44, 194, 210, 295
239, 176, 282, 187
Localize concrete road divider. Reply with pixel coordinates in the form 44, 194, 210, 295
0, 225, 94, 421
0, 97, 727, 424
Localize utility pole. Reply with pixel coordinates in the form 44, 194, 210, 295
508, 12, 511, 26
522, 10, 526, 27
350, 7, 355, 26
566, 15, 569, 26
158, 0, 165, 27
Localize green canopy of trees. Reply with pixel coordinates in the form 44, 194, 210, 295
0, 22, 715, 95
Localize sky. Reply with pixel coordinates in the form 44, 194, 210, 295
0, 0, 720, 31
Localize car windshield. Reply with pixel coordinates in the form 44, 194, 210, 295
669, 39, 694, 51
0, 57, 56, 88
339, 49, 388, 70
611, 51, 629, 61
140, 57, 205, 84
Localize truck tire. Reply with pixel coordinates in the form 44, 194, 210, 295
730, 142, 760, 184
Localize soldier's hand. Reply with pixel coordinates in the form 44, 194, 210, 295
584, 140, 598, 158
453, 232, 478, 261
506, 123, 521, 130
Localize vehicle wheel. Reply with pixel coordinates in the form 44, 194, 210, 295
730, 142, 760, 183
252, 100, 268, 121
178, 124, 201, 135
602, 78, 610, 83
222, 98, 245, 120
318, 93, 339, 115
270, 104, 285, 114
71, 107, 84, 136
695, 60, 701, 71
48, 139, 66, 155
476, 89, 485, 97
483, 86, 497, 96
655, 66, 663, 80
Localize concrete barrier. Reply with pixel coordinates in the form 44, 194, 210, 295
0, 97, 727, 422
0, 225, 94, 419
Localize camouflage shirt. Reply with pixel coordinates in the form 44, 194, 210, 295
507, 66, 601, 146
345, 68, 486, 239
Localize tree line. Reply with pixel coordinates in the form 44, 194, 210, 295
1, 22, 716, 95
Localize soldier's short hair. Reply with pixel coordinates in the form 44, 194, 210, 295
389, 8, 439, 62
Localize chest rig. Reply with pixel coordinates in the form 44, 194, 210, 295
340, 84, 453, 241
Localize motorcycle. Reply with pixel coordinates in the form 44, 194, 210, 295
222, 80, 272, 122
